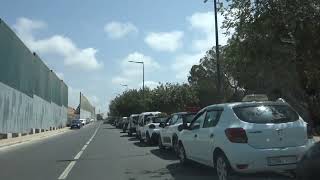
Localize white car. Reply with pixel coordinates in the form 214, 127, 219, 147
136, 112, 161, 142
177, 101, 314, 180
140, 115, 168, 145
127, 114, 140, 137
79, 119, 86, 126
158, 112, 196, 152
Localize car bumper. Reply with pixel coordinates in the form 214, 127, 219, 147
224, 141, 313, 173
70, 125, 80, 129
150, 129, 160, 142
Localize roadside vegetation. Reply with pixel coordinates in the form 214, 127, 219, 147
109, 0, 320, 131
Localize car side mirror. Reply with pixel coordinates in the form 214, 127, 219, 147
178, 124, 188, 131
159, 122, 165, 128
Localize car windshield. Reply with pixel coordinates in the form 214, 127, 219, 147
233, 105, 299, 124
152, 117, 167, 123
72, 120, 80, 124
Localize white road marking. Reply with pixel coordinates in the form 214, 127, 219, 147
58, 122, 101, 180
58, 161, 76, 180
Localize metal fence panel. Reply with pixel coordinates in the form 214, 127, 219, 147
0, 19, 68, 133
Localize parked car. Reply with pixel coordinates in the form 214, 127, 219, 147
296, 141, 320, 179
136, 112, 161, 141
140, 114, 168, 145
177, 101, 314, 180
158, 112, 196, 152
122, 117, 128, 132
127, 114, 140, 136
79, 119, 86, 126
70, 120, 82, 129
116, 117, 124, 129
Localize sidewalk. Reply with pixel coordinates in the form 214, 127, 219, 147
0, 127, 71, 149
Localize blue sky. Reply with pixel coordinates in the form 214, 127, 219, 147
0, 0, 229, 113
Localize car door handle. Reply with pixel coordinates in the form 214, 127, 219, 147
210, 133, 214, 138
194, 134, 198, 138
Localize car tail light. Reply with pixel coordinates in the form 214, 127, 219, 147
149, 124, 156, 129
225, 128, 248, 143
307, 123, 313, 139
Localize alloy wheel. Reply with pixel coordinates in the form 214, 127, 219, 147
216, 156, 228, 180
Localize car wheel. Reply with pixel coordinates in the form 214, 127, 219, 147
216, 154, 231, 180
146, 132, 152, 145
178, 143, 188, 166
158, 135, 165, 150
172, 135, 179, 154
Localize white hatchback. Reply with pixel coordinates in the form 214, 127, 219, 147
177, 101, 314, 180
158, 112, 196, 152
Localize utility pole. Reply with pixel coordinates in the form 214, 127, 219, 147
204, 0, 222, 102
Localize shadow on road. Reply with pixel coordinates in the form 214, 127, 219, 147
128, 137, 138, 141
133, 142, 149, 147
150, 149, 178, 161
165, 162, 293, 180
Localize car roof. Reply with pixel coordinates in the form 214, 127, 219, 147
130, 114, 140, 117
205, 101, 289, 110
139, 111, 161, 115
172, 112, 196, 116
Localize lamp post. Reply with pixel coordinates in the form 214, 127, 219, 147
128, 60, 145, 109
204, 0, 222, 102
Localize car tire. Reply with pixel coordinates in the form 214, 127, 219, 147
172, 135, 179, 154
215, 154, 232, 180
158, 135, 165, 150
146, 132, 152, 145
178, 143, 188, 166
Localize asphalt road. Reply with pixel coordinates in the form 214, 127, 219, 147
0, 122, 294, 180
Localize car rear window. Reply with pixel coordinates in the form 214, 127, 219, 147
233, 105, 299, 124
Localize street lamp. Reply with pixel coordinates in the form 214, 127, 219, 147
128, 60, 145, 109
128, 61, 144, 91
204, 0, 222, 102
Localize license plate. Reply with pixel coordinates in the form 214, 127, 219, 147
267, 156, 297, 166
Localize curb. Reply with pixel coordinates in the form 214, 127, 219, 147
0, 128, 70, 149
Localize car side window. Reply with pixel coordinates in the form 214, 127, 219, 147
175, 117, 183, 124
190, 112, 206, 130
203, 110, 222, 128
169, 115, 179, 125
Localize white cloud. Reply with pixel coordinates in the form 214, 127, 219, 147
111, 52, 160, 88
187, 11, 229, 52
171, 53, 204, 80
144, 31, 184, 52
104, 21, 138, 39
13, 17, 103, 71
